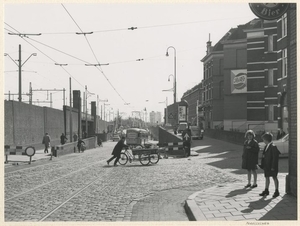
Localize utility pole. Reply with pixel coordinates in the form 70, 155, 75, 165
29, 82, 32, 105
85, 85, 88, 137
69, 78, 73, 142
50, 93, 53, 108
31, 88, 66, 107
18, 45, 21, 102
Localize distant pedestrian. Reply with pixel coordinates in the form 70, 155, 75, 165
276, 128, 286, 140
77, 138, 86, 152
182, 124, 192, 157
60, 133, 68, 145
42, 133, 51, 153
242, 130, 259, 189
98, 138, 103, 147
259, 132, 281, 198
73, 133, 78, 142
107, 136, 128, 166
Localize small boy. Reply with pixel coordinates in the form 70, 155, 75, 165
259, 132, 281, 198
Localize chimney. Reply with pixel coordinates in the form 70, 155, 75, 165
206, 33, 212, 54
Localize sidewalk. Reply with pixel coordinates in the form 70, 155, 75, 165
4, 149, 51, 166
185, 176, 297, 221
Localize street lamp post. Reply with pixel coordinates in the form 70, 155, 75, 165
166, 46, 176, 103
4, 45, 37, 102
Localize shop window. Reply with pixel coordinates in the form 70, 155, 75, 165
282, 48, 288, 77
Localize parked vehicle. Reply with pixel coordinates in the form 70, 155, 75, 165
126, 128, 148, 148
190, 126, 204, 140
177, 122, 188, 135
258, 134, 289, 158
112, 134, 120, 142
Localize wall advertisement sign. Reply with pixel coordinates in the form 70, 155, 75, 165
249, 3, 289, 20
231, 69, 247, 94
178, 106, 187, 122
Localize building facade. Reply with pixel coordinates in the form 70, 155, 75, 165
181, 83, 202, 126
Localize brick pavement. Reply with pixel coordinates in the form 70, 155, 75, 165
185, 179, 297, 221
185, 137, 297, 222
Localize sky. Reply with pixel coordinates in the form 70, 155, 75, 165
3, 1, 257, 119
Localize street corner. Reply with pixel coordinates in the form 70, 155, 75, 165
184, 182, 297, 221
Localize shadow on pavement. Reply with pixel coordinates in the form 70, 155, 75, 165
193, 138, 288, 175
225, 187, 253, 198
241, 196, 272, 214
259, 194, 297, 220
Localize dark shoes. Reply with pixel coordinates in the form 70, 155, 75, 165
273, 190, 280, 198
259, 190, 269, 196
245, 184, 251, 188
250, 184, 257, 188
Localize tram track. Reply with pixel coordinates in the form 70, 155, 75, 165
5, 157, 105, 202
38, 175, 103, 221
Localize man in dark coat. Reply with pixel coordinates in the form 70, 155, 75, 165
182, 124, 192, 157
60, 133, 68, 145
42, 133, 51, 153
107, 137, 128, 166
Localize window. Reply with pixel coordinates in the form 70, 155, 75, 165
282, 13, 287, 37
268, 35, 274, 52
282, 48, 288, 77
268, 105, 274, 121
268, 69, 274, 86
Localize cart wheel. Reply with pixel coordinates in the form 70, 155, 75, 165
149, 154, 160, 164
118, 153, 128, 165
135, 145, 143, 149
139, 154, 150, 165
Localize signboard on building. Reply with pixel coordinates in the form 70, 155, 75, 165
178, 106, 187, 122
231, 69, 247, 94
249, 3, 289, 20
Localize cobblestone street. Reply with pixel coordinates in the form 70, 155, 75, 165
4, 138, 246, 222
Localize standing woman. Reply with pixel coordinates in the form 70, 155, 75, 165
242, 130, 259, 188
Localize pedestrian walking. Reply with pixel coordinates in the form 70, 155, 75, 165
182, 124, 192, 157
60, 133, 68, 145
242, 130, 259, 188
276, 128, 286, 140
77, 138, 86, 152
73, 133, 78, 142
107, 136, 128, 166
42, 133, 51, 153
259, 132, 281, 198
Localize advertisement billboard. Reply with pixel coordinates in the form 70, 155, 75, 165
231, 69, 247, 94
178, 105, 187, 122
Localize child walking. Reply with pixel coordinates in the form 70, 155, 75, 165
259, 132, 281, 198
242, 130, 259, 188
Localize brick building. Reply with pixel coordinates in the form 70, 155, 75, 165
286, 3, 297, 196
181, 83, 203, 126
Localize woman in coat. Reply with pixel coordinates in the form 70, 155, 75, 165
242, 130, 259, 188
259, 132, 281, 198
107, 136, 128, 166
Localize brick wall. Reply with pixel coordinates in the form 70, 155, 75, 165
287, 4, 297, 196
5, 101, 67, 147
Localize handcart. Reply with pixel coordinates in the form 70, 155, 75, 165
118, 147, 162, 166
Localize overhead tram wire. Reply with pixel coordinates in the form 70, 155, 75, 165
4, 22, 85, 89
61, 4, 127, 104
5, 16, 254, 36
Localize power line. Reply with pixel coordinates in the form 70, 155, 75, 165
5, 22, 85, 89
61, 4, 127, 104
